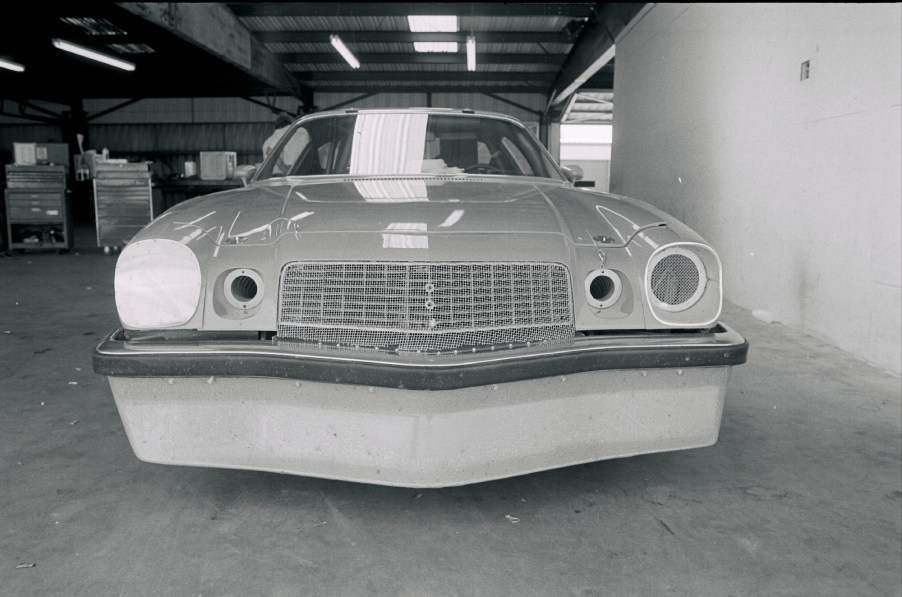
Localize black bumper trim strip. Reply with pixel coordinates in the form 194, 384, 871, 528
93, 326, 748, 391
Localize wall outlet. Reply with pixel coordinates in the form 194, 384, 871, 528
800, 60, 810, 81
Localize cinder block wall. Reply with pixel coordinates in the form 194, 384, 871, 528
610, 3, 902, 374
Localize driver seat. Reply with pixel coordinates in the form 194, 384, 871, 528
439, 138, 477, 169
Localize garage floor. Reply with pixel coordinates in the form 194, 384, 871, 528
2, 229, 900, 597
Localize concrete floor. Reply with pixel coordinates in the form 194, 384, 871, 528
1, 228, 900, 597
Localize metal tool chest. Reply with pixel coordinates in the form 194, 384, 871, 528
93, 162, 153, 253
4, 164, 72, 253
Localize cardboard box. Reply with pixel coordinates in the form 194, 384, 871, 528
199, 151, 237, 180
13, 143, 37, 165
36, 143, 69, 167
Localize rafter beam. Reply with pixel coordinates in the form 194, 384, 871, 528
0, 100, 59, 124
546, 3, 646, 118
482, 93, 542, 117
229, 3, 595, 17
11, 99, 63, 119
279, 53, 565, 65
118, 2, 301, 96
256, 31, 574, 44
581, 71, 615, 91
310, 85, 547, 94
86, 98, 144, 121
296, 72, 554, 83
320, 93, 377, 111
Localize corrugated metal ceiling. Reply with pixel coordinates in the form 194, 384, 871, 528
238, 16, 411, 32
229, 3, 629, 123
286, 63, 562, 74
1, 3, 640, 123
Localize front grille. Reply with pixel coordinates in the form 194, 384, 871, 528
650, 254, 700, 307
278, 261, 574, 353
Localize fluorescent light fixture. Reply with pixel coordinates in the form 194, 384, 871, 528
59, 17, 127, 36
413, 42, 458, 53
329, 34, 360, 69
407, 16, 458, 32
466, 35, 476, 71
52, 38, 135, 71
0, 58, 25, 72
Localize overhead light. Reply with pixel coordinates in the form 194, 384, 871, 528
413, 42, 458, 53
59, 17, 127, 36
407, 16, 458, 32
329, 34, 360, 69
107, 43, 155, 55
52, 39, 135, 71
0, 58, 25, 73
466, 36, 476, 71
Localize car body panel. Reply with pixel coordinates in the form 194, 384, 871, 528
95, 108, 746, 487
135, 178, 699, 333
144, 178, 674, 248
108, 365, 730, 488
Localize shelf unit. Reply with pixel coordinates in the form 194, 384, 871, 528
93, 162, 153, 253
4, 164, 72, 253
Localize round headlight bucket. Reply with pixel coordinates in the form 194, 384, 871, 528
585, 268, 623, 309
646, 246, 707, 312
115, 239, 202, 328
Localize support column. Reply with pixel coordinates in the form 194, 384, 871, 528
547, 121, 561, 165
61, 100, 90, 223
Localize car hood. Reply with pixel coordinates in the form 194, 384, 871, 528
146, 177, 669, 249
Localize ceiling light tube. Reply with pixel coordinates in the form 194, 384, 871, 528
52, 39, 135, 71
466, 35, 476, 72
407, 16, 458, 33
0, 58, 25, 72
330, 35, 360, 69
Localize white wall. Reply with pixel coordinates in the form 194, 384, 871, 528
611, 3, 902, 374
561, 124, 613, 190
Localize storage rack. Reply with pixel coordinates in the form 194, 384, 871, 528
93, 162, 153, 254
4, 164, 72, 253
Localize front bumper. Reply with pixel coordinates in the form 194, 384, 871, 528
94, 325, 747, 390
94, 325, 747, 487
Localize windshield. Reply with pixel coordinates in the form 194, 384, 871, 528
255, 112, 563, 181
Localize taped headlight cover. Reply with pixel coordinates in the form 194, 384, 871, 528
115, 239, 202, 329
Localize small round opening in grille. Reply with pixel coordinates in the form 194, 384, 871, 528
585, 269, 622, 309
590, 276, 615, 301
224, 269, 264, 310
647, 248, 706, 312
231, 276, 257, 302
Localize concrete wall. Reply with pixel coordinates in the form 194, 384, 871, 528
610, 3, 901, 374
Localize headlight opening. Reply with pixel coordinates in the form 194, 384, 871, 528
114, 239, 202, 329
647, 246, 707, 312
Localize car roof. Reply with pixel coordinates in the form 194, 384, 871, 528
295, 107, 519, 122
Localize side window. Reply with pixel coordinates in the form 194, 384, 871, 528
501, 137, 535, 176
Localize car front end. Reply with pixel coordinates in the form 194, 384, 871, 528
93, 109, 747, 487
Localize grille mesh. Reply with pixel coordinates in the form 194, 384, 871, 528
650, 254, 700, 306
278, 261, 573, 353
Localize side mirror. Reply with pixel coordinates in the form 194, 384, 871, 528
562, 165, 584, 184
234, 164, 258, 187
